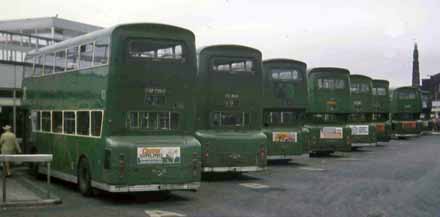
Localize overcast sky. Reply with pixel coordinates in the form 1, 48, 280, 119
3, 0, 439, 87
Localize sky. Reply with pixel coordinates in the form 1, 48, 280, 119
3, 0, 439, 87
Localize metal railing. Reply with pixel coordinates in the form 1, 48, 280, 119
0, 154, 52, 203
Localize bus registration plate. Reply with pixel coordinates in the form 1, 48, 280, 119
137, 147, 181, 165
320, 127, 343, 139
273, 132, 297, 143
349, 125, 369, 135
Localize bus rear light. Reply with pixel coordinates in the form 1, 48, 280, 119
259, 146, 266, 160
203, 144, 209, 159
104, 149, 111, 169
119, 154, 125, 177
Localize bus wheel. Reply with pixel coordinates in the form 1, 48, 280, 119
78, 158, 93, 196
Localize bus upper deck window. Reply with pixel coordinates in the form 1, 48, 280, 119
212, 58, 255, 75
272, 69, 301, 81
128, 39, 184, 61
94, 37, 109, 66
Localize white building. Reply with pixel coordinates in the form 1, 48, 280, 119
0, 16, 102, 142
0, 16, 102, 41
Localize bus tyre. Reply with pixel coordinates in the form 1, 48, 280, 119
78, 158, 93, 196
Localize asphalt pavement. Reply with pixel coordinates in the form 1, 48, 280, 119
2, 135, 440, 217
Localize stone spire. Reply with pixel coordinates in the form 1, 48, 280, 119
412, 43, 420, 87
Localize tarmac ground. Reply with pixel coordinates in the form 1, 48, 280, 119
2, 135, 440, 217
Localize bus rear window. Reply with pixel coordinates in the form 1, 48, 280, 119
128, 39, 184, 61
127, 111, 179, 130
271, 69, 302, 81
398, 91, 416, 99
351, 83, 370, 94
372, 87, 386, 96
210, 111, 250, 128
317, 78, 345, 90
264, 111, 305, 126
309, 113, 347, 123
211, 58, 255, 75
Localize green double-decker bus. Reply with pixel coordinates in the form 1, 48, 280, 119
305, 67, 352, 154
262, 59, 308, 160
390, 86, 423, 138
348, 75, 377, 147
420, 90, 433, 133
372, 79, 391, 142
23, 23, 202, 195
196, 45, 267, 172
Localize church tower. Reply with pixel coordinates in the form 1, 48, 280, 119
412, 43, 420, 87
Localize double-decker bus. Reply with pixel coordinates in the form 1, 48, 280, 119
347, 75, 377, 147
390, 86, 423, 138
23, 23, 202, 196
372, 79, 391, 142
261, 59, 308, 160
420, 90, 433, 133
305, 67, 352, 154
196, 45, 267, 172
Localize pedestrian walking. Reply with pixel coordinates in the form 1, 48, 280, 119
0, 125, 22, 177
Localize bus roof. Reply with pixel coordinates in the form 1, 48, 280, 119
27, 23, 195, 57
372, 79, 389, 85
308, 67, 350, 76
262, 58, 306, 67
197, 44, 261, 56
393, 86, 419, 92
350, 74, 373, 82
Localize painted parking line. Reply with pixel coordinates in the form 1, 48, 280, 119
239, 183, 270, 189
145, 210, 186, 217
298, 166, 326, 171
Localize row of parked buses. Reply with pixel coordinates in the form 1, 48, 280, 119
20, 23, 431, 196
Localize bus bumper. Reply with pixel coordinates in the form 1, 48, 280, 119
202, 166, 265, 172
392, 133, 422, 138
91, 181, 201, 192
267, 155, 297, 160
352, 142, 377, 147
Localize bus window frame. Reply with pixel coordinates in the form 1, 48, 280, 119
209, 56, 257, 76
126, 37, 187, 63
126, 111, 181, 131
26, 37, 111, 78
31, 109, 104, 139
209, 111, 250, 129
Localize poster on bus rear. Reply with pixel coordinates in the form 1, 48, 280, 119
320, 127, 343, 139
273, 132, 297, 143
137, 147, 181, 165
349, 125, 369, 135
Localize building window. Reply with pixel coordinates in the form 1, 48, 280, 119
63, 112, 75, 134
41, 111, 51, 132
35, 56, 44, 76
44, 53, 55, 75
91, 111, 102, 137
79, 43, 94, 69
52, 111, 63, 133
67, 46, 79, 71
54, 50, 66, 73
77, 111, 90, 136
94, 38, 109, 66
